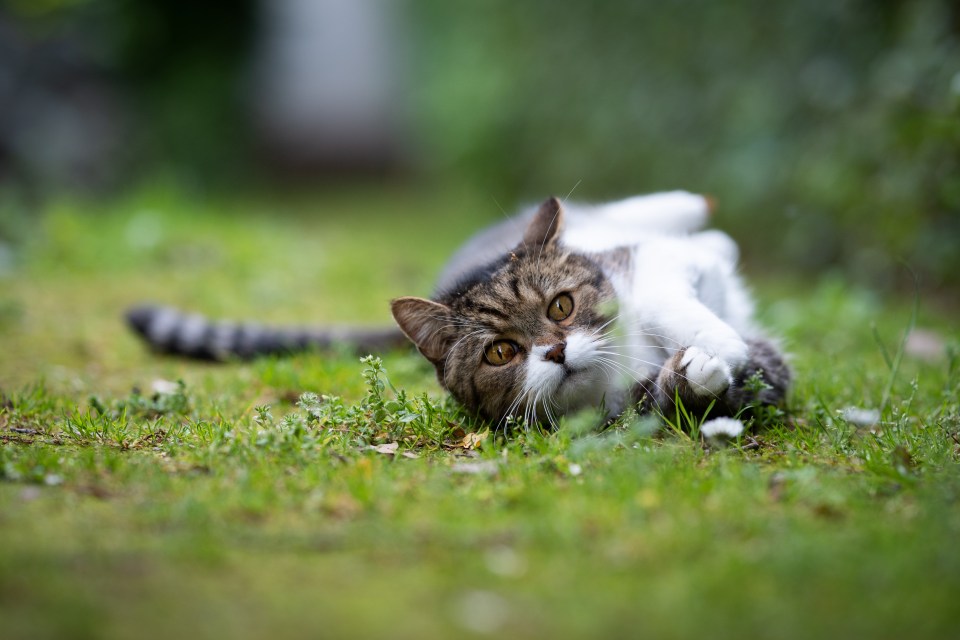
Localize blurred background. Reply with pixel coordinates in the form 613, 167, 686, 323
0, 0, 958, 294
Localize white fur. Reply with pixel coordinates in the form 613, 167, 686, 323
562, 191, 711, 251
531, 192, 756, 417
523, 330, 623, 417
700, 417, 745, 438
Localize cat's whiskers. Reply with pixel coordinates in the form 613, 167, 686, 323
521, 374, 562, 429
598, 328, 721, 392
438, 328, 488, 391
444, 329, 485, 359
598, 328, 687, 348
542, 399, 559, 428
435, 320, 485, 333
530, 389, 540, 427
584, 314, 621, 342
500, 391, 525, 432
562, 179, 582, 204
422, 312, 486, 335
490, 196, 510, 220
593, 356, 668, 405
547, 392, 564, 426
522, 389, 535, 429
595, 349, 720, 399
534, 384, 556, 427
385, 191, 788, 431
590, 356, 658, 404
532, 387, 546, 427
419, 318, 486, 373
593, 355, 643, 385
442, 330, 485, 360
499, 383, 535, 434
537, 390, 557, 430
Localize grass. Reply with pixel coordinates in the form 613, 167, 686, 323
1, 183, 959, 639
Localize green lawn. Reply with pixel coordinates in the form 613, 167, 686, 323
1, 185, 958, 639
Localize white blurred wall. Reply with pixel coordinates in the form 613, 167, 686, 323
250, 0, 406, 170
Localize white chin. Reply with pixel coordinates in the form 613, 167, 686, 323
554, 369, 599, 409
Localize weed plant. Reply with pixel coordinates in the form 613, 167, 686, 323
1, 189, 958, 639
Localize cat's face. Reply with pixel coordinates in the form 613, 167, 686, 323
392, 198, 622, 426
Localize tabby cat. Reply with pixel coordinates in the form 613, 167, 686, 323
127, 192, 789, 428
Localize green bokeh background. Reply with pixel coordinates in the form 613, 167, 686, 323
2, 0, 958, 291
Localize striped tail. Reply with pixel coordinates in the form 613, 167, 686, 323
125, 305, 407, 361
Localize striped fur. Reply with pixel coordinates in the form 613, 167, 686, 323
634, 338, 791, 421
128, 192, 790, 427
392, 196, 790, 426
393, 211, 620, 422
126, 305, 406, 361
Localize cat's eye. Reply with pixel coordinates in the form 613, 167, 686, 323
484, 340, 518, 366
547, 293, 574, 322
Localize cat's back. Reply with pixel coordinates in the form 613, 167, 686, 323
434, 191, 716, 294
433, 212, 536, 295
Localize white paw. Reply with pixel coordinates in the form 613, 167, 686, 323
680, 346, 733, 397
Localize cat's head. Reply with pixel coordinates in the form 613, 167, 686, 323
391, 198, 621, 426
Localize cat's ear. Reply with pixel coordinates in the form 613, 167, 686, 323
521, 197, 564, 250
390, 297, 454, 365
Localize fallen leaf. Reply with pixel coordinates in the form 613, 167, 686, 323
905, 328, 945, 361
462, 430, 489, 450
370, 442, 399, 455
812, 503, 845, 520
450, 460, 499, 475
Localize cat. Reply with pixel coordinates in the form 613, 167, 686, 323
127, 191, 789, 428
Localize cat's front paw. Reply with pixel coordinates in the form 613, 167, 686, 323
678, 346, 733, 397
651, 346, 734, 415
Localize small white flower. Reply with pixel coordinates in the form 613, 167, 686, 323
840, 407, 880, 428
43, 474, 63, 486
700, 417, 745, 439
150, 379, 180, 396
484, 546, 528, 578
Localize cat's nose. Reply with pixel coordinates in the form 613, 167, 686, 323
544, 341, 566, 364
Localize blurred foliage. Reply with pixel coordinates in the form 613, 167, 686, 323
106, 0, 256, 179
0, 0, 255, 185
1, 189, 960, 638
409, 0, 960, 291
1, 0, 958, 292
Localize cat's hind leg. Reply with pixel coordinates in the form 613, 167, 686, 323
559, 191, 714, 253
650, 337, 790, 421
589, 191, 713, 234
